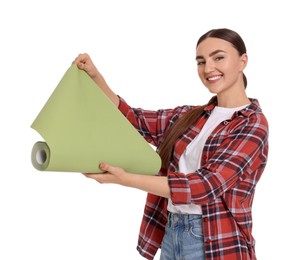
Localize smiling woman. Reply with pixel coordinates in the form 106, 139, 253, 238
196, 30, 248, 105
73, 28, 269, 260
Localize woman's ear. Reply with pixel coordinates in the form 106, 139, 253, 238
240, 53, 248, 70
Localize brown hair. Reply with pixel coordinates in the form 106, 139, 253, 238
158, 28, 247, 169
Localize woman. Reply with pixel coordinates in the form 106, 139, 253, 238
74, 28, 269, 260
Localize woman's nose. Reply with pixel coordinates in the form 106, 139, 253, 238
204, 60, 214, 73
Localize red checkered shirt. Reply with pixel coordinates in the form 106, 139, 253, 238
118, 96, 269, 260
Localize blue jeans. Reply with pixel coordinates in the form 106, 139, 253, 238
160, 212, 205, 260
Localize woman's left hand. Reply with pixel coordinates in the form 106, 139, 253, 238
83, 162, 128, 185
83, 162, 170, 198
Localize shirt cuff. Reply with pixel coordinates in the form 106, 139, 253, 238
167, 171, 191, 205
117, 96, 130, 116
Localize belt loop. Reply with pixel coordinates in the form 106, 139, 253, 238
168, 212, 172, 227
184, 214, 189, 231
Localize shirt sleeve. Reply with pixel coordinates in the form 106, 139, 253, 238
168, 113, 269, 205
118, 96, 192, 147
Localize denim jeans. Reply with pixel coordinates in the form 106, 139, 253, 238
160, 212, 205, 260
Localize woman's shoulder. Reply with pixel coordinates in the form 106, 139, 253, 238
247, 98, 269, 126
157, 104, 197, 116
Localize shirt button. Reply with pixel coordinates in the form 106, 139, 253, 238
223, 120, 229, 125
206, 239, 211, 243
204, 217, 208, 222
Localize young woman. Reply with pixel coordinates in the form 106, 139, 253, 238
74, 28, 269, 260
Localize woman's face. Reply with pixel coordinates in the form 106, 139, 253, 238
196, 37, 247, 96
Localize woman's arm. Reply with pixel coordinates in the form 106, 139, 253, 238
73, 53, 120, 107
84, 162, 170, 198
74, 54, 171, 197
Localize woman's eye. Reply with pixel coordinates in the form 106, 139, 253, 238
215, 56, 224, 61
197, 61, 205, 65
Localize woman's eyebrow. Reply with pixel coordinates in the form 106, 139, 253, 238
196, 49, 226, 60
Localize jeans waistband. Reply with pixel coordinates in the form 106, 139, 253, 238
167, 212, 202, 229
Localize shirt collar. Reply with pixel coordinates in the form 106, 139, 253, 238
203, 96, 262, 118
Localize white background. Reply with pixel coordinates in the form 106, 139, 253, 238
1, 0, 304, 259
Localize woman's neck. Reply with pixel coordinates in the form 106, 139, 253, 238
216, 88, 250, 108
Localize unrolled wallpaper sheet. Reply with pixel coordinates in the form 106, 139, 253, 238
31, 64, 161, 175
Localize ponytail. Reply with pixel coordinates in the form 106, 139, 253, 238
158, 96, 217, 169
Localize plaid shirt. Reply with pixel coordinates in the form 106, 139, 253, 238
118, 96, 269, 260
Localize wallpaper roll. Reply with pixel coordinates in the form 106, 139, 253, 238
31, 64, 161, 175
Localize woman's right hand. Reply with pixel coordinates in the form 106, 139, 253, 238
73, 53, 120, 107
73, 53, 99, 79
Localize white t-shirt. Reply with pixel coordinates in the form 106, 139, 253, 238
167, 104, 249, 214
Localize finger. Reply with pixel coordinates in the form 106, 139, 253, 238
99, 162, 110, 172
78, 62, 86, 70
83, 173, 99, 179
72, 54, 82, 64
74, 60, 87, 72
82, 173, 106, 184
73, 53, 87, 66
